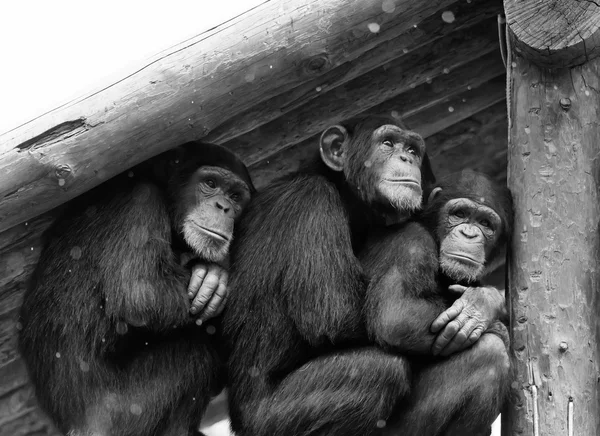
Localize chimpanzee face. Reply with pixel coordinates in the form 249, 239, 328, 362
176, 165, 252, 262
436, 198, 502, 283
319, 118, 429, 217
367, 124, 425, 212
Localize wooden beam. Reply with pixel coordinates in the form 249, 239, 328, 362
0, 0, 458, 234
250, 66, 506, 188
227, 19, 501, 166
205, 0, 502, 144
504, 54, 600, 434
504, 0, 600, 68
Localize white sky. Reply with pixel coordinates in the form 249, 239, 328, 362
0, 0, 264, 134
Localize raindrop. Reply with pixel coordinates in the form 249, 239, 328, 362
315, 86, 322, 92
426, 77, 432, 84
70, 246, 83, 260
30, 247, 34, 251
193, 397, 196, 401
409, 83, 416, 89
467, 85, 472, 90
443, 68, 450, 74
15, 322, 23, 331
25, 222, 28, 226
448, 106, 455, 112
390, 110, 400, 118
130, 404, 143, 415
102, 338, 106, 343
441, 11, 455, 23
58, 179, 66, 187
462, 98, 467, 103
145, 342, 149, 346
403, 48, 409, 54
206, 325, 217, 335
364, 160, 373, 168
511, 62, 517, 68
376, 420, 387, 428
116, 322, 128, 335
413, 24, 418, 28
56, 352, 61, 358
248, 366, 260, 377
382, 0, 395, 13
368, 22, 380, 33
269, 65, 273, 69
79, 359, 90, 372
524, 127, 531, 134
585, 90, 590, 96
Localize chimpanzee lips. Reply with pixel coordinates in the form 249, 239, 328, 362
445, 252, 482, 265
197, 226, 230, 242
386, 178, 420, 187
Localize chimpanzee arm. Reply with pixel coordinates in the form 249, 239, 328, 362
230, 175, 367, 347
363, 222, 445, 355
99, 182, 193, 330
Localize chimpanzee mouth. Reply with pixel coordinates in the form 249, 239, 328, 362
197, 226, 230, 242
386, 178, 420, 186
445, 252, 482, 265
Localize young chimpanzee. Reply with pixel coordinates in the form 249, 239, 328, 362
223, 115, 436, 436
360, 170, 513, 435
18, 142, 254, 436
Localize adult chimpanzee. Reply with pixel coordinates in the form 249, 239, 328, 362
223, 115, 437, 436
18, 142, 254, 436
360, 170, 512, 435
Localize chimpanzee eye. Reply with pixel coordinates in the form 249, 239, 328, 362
480, 219, 491, 228
382, 140, 394, 147
230, 193, 240, 202
406, 147, 417, 156
205, 178, 217, 189
454, 210, 466, 219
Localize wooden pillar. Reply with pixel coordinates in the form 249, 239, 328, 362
504, 0, 600, 435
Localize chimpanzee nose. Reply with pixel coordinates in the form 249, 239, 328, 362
215, 200, 231, 214
460, 226, 477, 238
400, 154, 413, 164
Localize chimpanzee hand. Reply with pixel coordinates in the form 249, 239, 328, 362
429, 285, 506, 356
187, 263, 229, 325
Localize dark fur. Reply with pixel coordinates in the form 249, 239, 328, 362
223, 115, 435, 436
359, 170, 513, 435
18, 142, 253, 436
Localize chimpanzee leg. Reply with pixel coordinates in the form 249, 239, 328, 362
246, 347, 410, 436
383, 333, 510, 436
73, 330, 222, 436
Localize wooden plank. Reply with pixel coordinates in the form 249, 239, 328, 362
205, 0, 502, 144
249, 72, 506, 189
0, 0, 458, 234
504, 0, 600, 68
504, 54, 600, 435
226, 19, 501, 166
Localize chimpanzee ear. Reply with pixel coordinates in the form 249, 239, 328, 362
319, 125, 349, 172
427, 187, 443, 205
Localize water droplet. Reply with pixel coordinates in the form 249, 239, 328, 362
585, 90, 590, 96
102, 338, 106, 343
116, 322, 128, 335
25, 222, 28, 226
403, 48, 409, 54
426, 77, 432, 84
409, 83, 416, 88
448, 106, 455, 112
441, 11, 455, 23
56, 352, 61, 358
462, 98, 467, 103
70, 246, 82, 260
130, 404, 143, 415
206, 325, 217, 335
30, 247, 34, 251
524, 127, 531, 134
145, 342, 149, 346
479, 197, 486, 203
364, 160, 373, 168
467, 85, 472, 90
390, 110, 400, 118
248, 367, 260, 377
382, 0, 395, 13
79, 359, 90, 372
58, 178, 66, 187
511, 62, 517, 68
315, 86, 322, 92
443, 68, 450, 74
368, 22, 380, 33
269, 65, 273, 69
413, 24, 418, 28
376, 419, 387, 428
15, 322, 23, 331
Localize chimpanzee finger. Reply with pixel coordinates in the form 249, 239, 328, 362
438, 318, 481, 356
430, 299, 465, 333
214, 294, 228, 317
448, 284, 468, 295
190, 265, 221, 315
187, 263, 208, 298
197, 279, 228, 324
431, 316, 465, 355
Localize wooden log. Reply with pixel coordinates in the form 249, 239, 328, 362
504, 0, 600, 68
504, 55, 600, 435
0, 0, 459, 234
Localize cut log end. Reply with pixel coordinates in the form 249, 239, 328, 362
505, 0, 600, 68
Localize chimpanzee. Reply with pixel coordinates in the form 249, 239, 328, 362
360, 170, 513, 435
18, 142, 254, 436
223, 115, 438, 436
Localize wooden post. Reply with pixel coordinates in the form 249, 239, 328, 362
504, 0, 600, 434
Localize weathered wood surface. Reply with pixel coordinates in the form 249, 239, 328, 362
504, 55, 600, 435
504, 0, 600, 68
0, 0, 462, 234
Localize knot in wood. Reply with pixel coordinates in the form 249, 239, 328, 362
559, 341, 568, 352
559, 97, 571, 111
55, 164, 72, 179
304, 54, 330, 75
